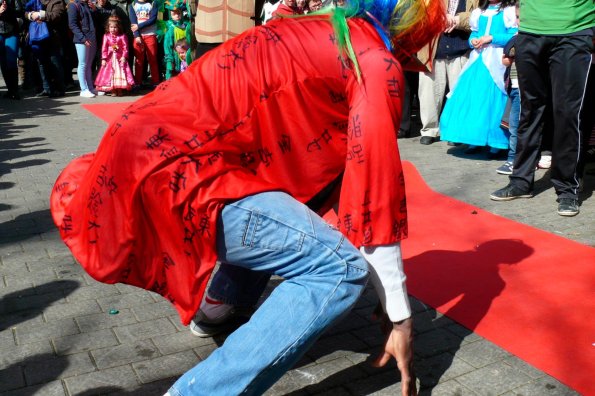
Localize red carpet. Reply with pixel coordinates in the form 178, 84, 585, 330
401, 161, 594, 395
84, 103, 595, 395
82, 101, 136, 124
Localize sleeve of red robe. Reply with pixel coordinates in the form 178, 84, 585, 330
337, 47, 407, 248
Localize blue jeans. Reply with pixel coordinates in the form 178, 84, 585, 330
75, 41, 96, 92
169, 191, 369, 395
0, 33, 19, 94
507, 88, 520, 163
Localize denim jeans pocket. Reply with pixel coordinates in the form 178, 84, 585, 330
242, 211, 306, 252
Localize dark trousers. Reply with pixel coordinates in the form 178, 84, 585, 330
511, 33, 592, 199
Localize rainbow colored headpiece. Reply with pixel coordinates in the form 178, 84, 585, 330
325, 0, 446, 79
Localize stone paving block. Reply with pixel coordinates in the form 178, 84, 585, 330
0, 340, 54, 368
346, 369, 404, 395
64, 364, 139, 395
0, 327, 15, 347
2, 379, 66, 396
64, 282, 121, 302
193, 343, 219, 361
53, 328, 119, 355
113, 317, 178, 343
456, 361, 532, 395
421, 380, 478, 396
0, 363, 25, 392
445, 323, 483, 345
118, 378, 175, 395
132, 350, 198, 384
456, 338, 512, 368
23, 351, 96, 386
415, 352, 475, 387
414, 327, 463, 358
132, 300, 178, 322
152, 329, 216, 355
92, 339, 159, 369
306, 332, 368, 364
350, 324, 385, 348
75, 308, 138, 333
96, 291, 157, 312
0, 291, 66, 315
413, 309, 456, 335
324, 311, 368, 336
501, 375, 580, 396
43, 299, 102, 321
502, 355, 546, 379
4, 269, 57, 289
268, 357, 365, 395
0, 310, 44, 333
15, 317, 79, 345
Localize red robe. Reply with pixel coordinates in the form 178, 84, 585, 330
50, 16, 408, 325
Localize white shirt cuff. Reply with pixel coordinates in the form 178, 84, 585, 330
360, 242, 411, 322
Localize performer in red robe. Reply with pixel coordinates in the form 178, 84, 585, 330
50, 1, 444, 394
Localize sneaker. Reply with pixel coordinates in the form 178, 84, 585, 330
490, 184, 533, 201
189, 296, 250, 337
80, 90, 96, 98
496, 162, 513, 175
557, 198, 579, 217
96, 91, 106, 96
538, 155, 552, 169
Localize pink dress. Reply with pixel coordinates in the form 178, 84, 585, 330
94, 33, 135, 92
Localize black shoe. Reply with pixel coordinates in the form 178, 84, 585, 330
398, 129, 409, 139
447, 141, 460, 146
557, 198, 579, 217
420, 136, 437, 145
49, 90, 65, 98
490, 184, 533, 201
487, 149, 506, 160
464, 145, 482, 154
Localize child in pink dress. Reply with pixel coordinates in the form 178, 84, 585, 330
94, 15, 135, 96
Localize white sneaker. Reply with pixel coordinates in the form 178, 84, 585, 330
96, 91, 106, 96
538, 155, 552, 169
80, 90, 96, 98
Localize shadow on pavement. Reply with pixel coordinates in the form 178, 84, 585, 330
0, 209, 56, 245
0, 280, 79, 330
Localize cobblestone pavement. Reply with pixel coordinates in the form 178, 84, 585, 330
0, 83, 592, 396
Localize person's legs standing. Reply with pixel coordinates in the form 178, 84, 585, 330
548, 35, 592, 201
84, 40, 96, 92
445, 53, 467, 91
509, 33, 550, 193
0, 34, 20, 98
507, 88, 520, 163
133, 38, 146, 86
143, 34, 160, 85
168, 191, 369, 396
418, 59, 446, 142
75, 42, 90, 92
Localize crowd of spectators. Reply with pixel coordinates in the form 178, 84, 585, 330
0, 0, 193, 99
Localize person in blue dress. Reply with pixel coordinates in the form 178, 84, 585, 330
439, 0, 517, 154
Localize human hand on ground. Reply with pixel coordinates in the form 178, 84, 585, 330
371, 304, 417, 396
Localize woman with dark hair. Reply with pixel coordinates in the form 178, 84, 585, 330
50, 1, 445, 394
67, 0, 97, 97
0, 0, 24, 99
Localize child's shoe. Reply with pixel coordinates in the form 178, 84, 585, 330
496, 162, 513, 175
79, 90, 96, 98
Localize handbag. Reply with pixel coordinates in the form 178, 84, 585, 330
28, 0, 50, 43
29, 21, 50, 43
